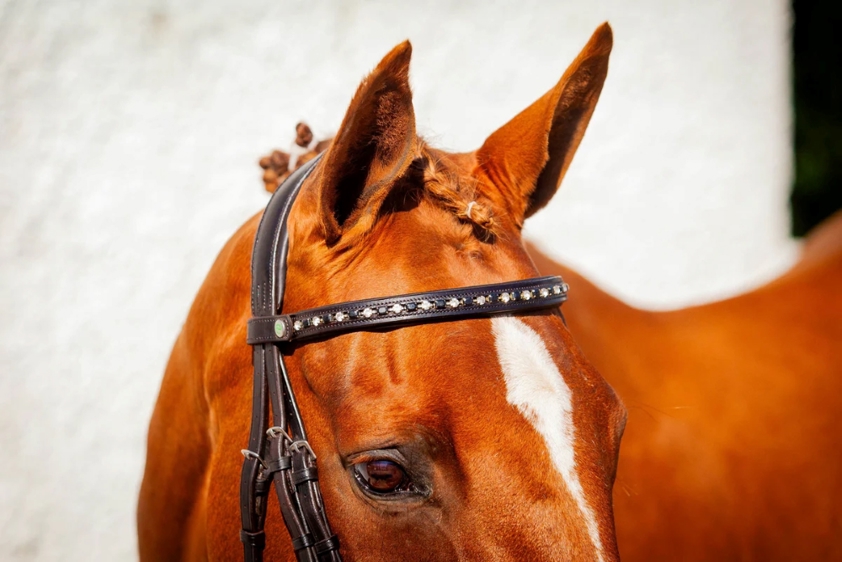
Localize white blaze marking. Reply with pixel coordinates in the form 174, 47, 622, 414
491, 316, 604, 562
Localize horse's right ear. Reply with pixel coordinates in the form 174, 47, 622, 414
317, 42, 417, 244
476, 23, 612, 226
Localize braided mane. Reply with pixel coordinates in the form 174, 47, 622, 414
258, 124, 497, 236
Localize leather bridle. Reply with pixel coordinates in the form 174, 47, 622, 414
239, 154, 569, 561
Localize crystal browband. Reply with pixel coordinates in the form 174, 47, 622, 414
247, 276, 569, 345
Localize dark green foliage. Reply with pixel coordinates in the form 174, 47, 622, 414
792, 0, 842, 236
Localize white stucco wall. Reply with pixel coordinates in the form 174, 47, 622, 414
0, 0, 794, 560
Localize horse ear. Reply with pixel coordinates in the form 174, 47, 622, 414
476, 23, 612, 224
318, 41, 417, 244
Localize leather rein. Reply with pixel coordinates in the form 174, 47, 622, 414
239, 155, 569, 561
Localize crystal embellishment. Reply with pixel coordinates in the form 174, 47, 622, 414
311, 316, 322, 327
520, 290, 532, 301
390, 304, 404, 314
500, 292, 511, 303
361, 307, 375, 318
334, 312, 347, 322
552, 285, 562, 295
476, 295, 487, 305
446, 298, 460, 308
561, 282, 569, 293
539, 288, 549, 298
419, 300, 433, 311
293, 320, 303, 331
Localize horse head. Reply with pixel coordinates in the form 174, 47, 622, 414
277, 23, 625, 561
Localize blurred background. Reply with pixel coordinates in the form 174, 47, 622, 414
0, 0, 839, 560
792, 0, 842, 236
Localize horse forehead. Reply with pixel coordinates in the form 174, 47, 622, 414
490, 315, 606, 562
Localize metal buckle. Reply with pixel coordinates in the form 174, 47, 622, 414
266, 426, 293, 443
266, 426, 317, 460
240, 449, 267, 469
288, 440, 317, 460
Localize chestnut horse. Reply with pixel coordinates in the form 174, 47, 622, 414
139, 25, 626, 561
531, 210, 842, 560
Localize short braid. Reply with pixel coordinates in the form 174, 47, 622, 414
421, 153, 497, 234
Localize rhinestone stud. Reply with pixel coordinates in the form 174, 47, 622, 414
520, 290, 532, 301
390, 304, 404, 314
361, 307, 375, 318
293, 320, 303, 331
312, 316, 323, 327
539, 288, 549, 298
552, 285, 562, 295
561, 282, 570, 293
334, 311, 347, 322
476, 295, 487, 305
419, 300, 433, 311
274, 319, 286, 338
446, 298, 460, 308
500, 292, 511, 303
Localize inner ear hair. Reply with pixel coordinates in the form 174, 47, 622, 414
332, 140, 379, 227
317, 41, 418, 244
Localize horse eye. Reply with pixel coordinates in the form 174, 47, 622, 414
353, 459, 409, 494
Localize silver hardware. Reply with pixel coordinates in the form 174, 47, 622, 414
266, 426, 293, 443
289, 440, 317, 460
241, 449, 267, 468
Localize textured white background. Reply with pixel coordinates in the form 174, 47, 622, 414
0, 0, 795, 559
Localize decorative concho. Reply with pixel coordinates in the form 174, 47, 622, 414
274, 319, 286, 338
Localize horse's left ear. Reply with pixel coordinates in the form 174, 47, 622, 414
476, 23, 612, 224
318, 41, 417, 244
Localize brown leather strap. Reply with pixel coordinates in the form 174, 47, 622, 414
242, 157, 331, 562
247, 276, 569, 344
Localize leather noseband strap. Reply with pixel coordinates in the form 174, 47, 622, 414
239, 154, 570, 561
